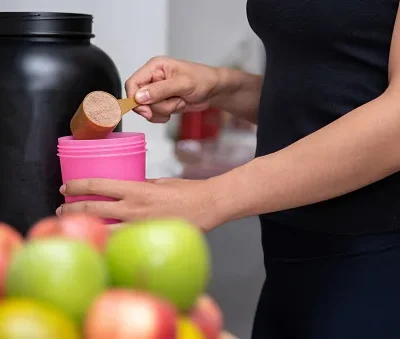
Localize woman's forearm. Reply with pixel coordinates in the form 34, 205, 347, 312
211, 67, 263, 124
209, 90, 400, 224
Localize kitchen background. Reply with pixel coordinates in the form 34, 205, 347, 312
0, 0, 266, 337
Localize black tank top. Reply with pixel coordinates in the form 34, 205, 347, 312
246, 0, 400, 234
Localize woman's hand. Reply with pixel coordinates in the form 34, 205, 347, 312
126, 56, 263, 124
126, 57, 221, 123
56, 177, 224, 232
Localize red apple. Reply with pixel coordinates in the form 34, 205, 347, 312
28, 214, 108, 252
84, 289, 177, 339
190, 295, 223, 339
0, 223, 23, 297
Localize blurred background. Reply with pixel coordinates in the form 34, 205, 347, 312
0, 1, 265, 337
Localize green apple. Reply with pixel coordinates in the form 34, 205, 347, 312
106, 219, 210, 311
6, 238, 108, 324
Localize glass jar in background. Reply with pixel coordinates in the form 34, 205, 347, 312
169, 108, 257, 179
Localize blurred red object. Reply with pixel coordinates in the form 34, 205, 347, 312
178, 108, 222, 141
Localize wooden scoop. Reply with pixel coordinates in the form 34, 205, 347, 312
70, 91, 139, 140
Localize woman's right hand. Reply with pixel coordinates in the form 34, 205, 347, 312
125, 56, 221, 123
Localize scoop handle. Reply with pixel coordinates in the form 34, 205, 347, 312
118, 97, 139, 115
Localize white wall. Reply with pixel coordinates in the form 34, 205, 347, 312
168, 0, 264, 73
0, 0, 169, 143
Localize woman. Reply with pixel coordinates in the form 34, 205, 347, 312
57, 1, 400, 338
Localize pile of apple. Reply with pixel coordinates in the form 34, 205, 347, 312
0, 214, 236, 339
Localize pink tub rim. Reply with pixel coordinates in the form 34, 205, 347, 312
57, 149, 147, 159
58, 132, 145, 146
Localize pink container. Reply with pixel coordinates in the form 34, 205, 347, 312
57, 140, 146, 150
58, 150, 146, 224
58, 141, 145, 150
58, 144, 147, 156
58, 132, 145, 148
58, 148, 147, 157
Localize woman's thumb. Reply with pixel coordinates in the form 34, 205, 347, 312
135, 88, 151, 104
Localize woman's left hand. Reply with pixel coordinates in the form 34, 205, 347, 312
56, 177, 222, 232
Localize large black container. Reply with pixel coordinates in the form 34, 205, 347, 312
0, 12, 122, 235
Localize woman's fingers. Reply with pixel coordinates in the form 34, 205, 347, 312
219, 331, 238, 339
125, 56, 184, 105
57, 200, 124, 220
151, 97, 186, 115
135, 97, 186, 121
134, 105, 153, 120
150, 115, 171, 123
125, 57, 166, 97
125, 56, 198, 125
60, 179, 132, 199
135, 76, 193, 105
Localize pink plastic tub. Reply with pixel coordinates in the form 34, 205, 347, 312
57, 140, 146, 150
58, 144, 147, 156
58, 150, 146, 224
58, 141, 146, 151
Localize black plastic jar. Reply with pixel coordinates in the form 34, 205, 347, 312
0, 12, 122, 235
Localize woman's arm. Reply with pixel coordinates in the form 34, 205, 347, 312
212, 68, 263, 124
212, 7, 400, 224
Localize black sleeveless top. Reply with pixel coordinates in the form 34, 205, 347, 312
246, 0, 400, 234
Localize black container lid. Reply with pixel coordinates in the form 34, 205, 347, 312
0, 12, 94, 38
